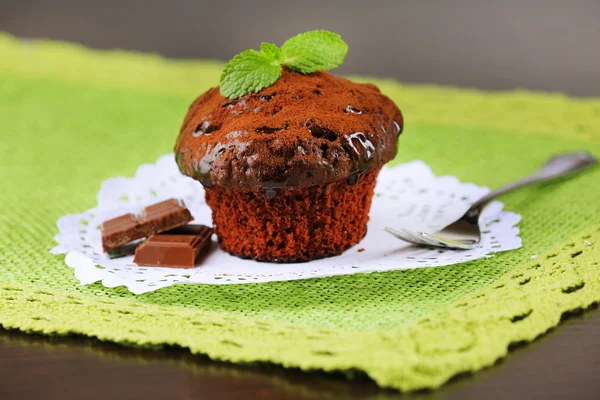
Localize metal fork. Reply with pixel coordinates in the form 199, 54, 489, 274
384, 152, 597, 250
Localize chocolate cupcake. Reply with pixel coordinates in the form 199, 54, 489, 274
175, 32, 403, 262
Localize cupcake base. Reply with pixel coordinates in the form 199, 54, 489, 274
204, 168, 381, 263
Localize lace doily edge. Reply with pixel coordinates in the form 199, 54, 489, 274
49, 205, 521, 294
49, 154, 522, 293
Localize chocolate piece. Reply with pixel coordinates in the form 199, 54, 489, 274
133, 225, 213, 268
107, 241, 140, 259
101, 199, 193, 252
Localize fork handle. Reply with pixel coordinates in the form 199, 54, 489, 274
465, 151, 597, 221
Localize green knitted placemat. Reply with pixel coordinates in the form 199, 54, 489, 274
1, 33, 599, 391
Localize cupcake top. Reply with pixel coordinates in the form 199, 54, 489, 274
175, 30, 403, 193
175, 69, 403, 192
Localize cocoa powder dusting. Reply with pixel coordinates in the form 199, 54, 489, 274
175, 69, 403, 192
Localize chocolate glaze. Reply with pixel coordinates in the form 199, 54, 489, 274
175, 69, 403, 191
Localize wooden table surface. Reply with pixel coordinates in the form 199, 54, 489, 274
1, 306, 599, 399
1, 1, 599, 398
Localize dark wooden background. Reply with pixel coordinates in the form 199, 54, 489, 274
1, 0, 600, 96
1, 1, 599, 399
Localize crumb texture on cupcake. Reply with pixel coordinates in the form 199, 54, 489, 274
206, 168, 380, 262
175, 69, 403, 191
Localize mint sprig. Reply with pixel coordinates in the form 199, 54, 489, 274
220, 30, 348, 99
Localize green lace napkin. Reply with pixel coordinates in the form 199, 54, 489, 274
0, 33, 599, 391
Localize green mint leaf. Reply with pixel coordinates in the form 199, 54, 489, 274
260, 42, 284, 63
281, 30, 348, 74
220, 49, 282, 99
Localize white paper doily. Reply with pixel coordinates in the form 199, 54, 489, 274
51, 154, 521, 294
